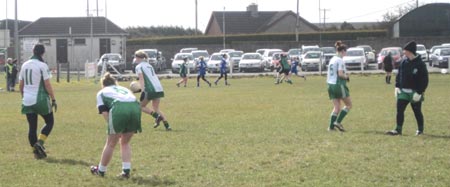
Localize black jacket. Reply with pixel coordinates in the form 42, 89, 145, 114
395, 55, 429, 94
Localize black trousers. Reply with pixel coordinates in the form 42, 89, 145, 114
216, 72, 227, 82
397, 100, 424, 132
7, 76, 16, 91
26, 113, 54, 147
197, 74, 209, 83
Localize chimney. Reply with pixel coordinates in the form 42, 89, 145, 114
247, 3, 258, 17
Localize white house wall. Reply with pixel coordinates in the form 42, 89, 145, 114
20, 36, 126, 70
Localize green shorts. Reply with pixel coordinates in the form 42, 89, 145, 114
328, 83, 350, 100
140, 91, 164, 101
108, 102, 142, 135
21, 97, 52, 115
397, 90, 424, 103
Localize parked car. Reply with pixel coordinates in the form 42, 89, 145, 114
97, 53, 125, 73
377, 47, 403, 69
207, 53, 230, 73
356, 45, 376, 63
344, 48, 368, 70
171, 53, 196, 73
416, 44, 428, 62
227, 51, 243, 70
256, 49, 268, 56
442, 43, 450, 46
287, 48, 302, 59
132, 49, 165, 73
239, 53, 265, 72
180, 48, 198, 53
320, 47, 336, 66
300, 45, 320, 62
262, 49, 283, 70
429, 45, 450, 66
430, 48, 450, 68
220, 49, 235, 54
301, 51, 324, 71
191, 50, 210, 63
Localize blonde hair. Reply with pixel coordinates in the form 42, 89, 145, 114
101, 73, 116, 87
134, 50, 148, 59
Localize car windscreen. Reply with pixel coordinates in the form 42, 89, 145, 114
347, 50, 364, 56
175, 55, 194, 60
305, 53, 320, 59
441, 49, 450, 56
103, 55, 120, 61
321, 48, 336, 54
256, 50, 264, 55
242, 54, 261, 60
382, 49, 399, 56
228, 52, 243, 58
303, 48, 320, 54
268, 51, 282, 57
192, 52, 209, 58
417, 46, 426, 51
210, 55, 222, 60
289, 49, 300, 55
144, 51, 157, 58
359, 47, 371, 52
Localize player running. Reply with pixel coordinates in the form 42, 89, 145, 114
326, 41, 352, 132
196, 56, 211, 87
214, 54, 230, 86
19, 44, 57, 159
275, 53, 292, 84
176, 57, 188, 87
134, 50, 172, 131
290, 56, 306, 80
90, 73, 141, 179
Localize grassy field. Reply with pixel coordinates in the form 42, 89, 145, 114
1, 74, 450, 187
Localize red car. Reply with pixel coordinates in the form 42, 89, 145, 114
377, 47, 403, 69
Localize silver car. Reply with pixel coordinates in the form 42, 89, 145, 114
239, 53, 265, 72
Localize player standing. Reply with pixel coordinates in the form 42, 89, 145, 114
19, 44, 57, 159
176, 57, 188, 87
326, 41, 352, 132
290, 56, 306, 80
196, 56, 211, 87
134, 50, 172, 131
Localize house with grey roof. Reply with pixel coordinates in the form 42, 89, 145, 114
19, 17, 127, 69
205, 4, 318, 36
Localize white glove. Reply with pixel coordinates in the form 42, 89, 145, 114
412, 93, 422, 102
395, 88, 400, 98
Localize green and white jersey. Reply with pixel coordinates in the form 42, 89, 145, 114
19, 59, 51, 106
327, 56, 346, 85
96, 85, 137, 109
135, 62, 164, 93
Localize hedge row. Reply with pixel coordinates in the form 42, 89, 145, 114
127, 30, 388, 45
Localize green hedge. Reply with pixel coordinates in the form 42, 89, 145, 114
127, 30, 388, 45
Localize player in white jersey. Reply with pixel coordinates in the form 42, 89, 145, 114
90, 73, 141, 179
134, 50, 171, 131
19, 44, 57, 159
326, 41, 352, 132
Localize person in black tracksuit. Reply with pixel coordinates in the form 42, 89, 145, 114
386, 41, 429, 136
383, 52, 393, 84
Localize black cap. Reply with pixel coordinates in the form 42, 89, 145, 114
403, 41, 417, 55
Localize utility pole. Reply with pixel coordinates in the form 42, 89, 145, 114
295, 0, 299, 43
223, 6, 226, 49
416, 0, 419, 8
96, 0, 99, 16
195, 0, 198, 36
87, 0, 89, 17
319, 0, 322, 46
105, 0, 107, 33
322, 9, 330, 30
5, 0, 8, 59
14, 0, 19, 63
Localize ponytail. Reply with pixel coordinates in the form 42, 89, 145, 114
335, 40, 347, 52
101, 73, 116, 87
32, 44, 46, 62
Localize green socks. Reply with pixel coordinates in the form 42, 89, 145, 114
336, 108, 349, 124
329, 113, 338, 129
150, 111, 160, 119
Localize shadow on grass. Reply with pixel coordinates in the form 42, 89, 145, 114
122, 175, 175, 186
44, 157, 91, 167
360, 131, 450, 139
